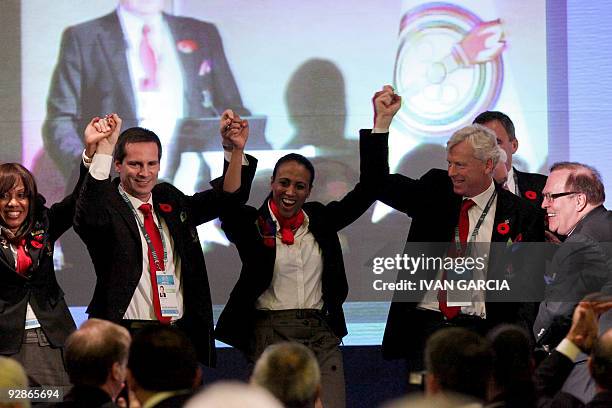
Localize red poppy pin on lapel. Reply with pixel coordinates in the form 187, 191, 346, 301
30, 240, 43, 249
159, 203, 172, 213
177, 39, 198, 53
524, 190, 537, 200
497, 221, 510, 235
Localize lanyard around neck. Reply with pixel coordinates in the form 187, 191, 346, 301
454, 190, 497, 255
119, 188, 168, 270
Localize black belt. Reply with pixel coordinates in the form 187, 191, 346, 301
121, 319, 177, 332
255, 309, 324, 321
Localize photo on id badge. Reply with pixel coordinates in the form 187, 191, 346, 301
156, 270, 179, 316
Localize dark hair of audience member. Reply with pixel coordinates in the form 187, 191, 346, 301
487, 324, 536, 406
425, 327, 493, 401
128, 326, 198, 391
113, 126, 162, 163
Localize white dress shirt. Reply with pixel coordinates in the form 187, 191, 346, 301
256, 204, 324, 311
419, 180, 498, 318
507, 167, 518, 196
117, 6, 184, 180
89, 153, 183, 320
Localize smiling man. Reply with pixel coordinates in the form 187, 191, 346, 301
534, 162, 612, 402
74, 112, 256, 368
377, 121, 544, 376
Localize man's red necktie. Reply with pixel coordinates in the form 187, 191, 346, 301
439, 199, 475, 319
139, 204, 170, 324
139, 24, 158, 91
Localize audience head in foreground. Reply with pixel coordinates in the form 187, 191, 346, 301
425, 327, 493, 402
251, 342, 321, 408
64, 318, 131, 401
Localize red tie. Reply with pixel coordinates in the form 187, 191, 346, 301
139, 24, 158, 91
16, 239, 32, 275
138, 204, 170, 324
439, 199, 475, 319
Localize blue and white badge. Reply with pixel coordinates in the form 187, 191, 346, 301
156, 270, 179, 317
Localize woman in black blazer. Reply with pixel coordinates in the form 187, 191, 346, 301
0, 117, 105, 388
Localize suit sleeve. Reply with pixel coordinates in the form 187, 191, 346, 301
323, 130, 389, 231
73, 174, 115, 239
47, 161, 88, 242
534, 350, 579, 408
190, 154, 258, 226
42, 27, 86, 178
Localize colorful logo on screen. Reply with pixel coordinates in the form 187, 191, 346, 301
394, 2, 505, 138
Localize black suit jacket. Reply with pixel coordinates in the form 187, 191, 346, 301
73, 158, 256, 366
515, 168, 547, 207
0, 164, 86, 355
377, 165, 545, 361
534, 349, 612, 408
533, 206, 612, 402
534, 206, 612, 346
52, 385, 117, 408
214, 132, 388, 355
43, 10, 249, 178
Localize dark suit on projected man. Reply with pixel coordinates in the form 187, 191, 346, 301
377, 120, 544, 370
43, 3, 250, 182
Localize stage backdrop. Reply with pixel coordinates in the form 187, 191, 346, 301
4, 0, 612, 345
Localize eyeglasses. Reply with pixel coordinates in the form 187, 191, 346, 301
542, 191, 578, 202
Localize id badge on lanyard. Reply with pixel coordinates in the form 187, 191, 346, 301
156, 270, 179, 317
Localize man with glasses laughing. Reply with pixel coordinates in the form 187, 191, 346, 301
534, 162, 612, 404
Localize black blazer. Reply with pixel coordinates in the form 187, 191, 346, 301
214, 132, 388, 354
0, 164, 86, 355
73, 158, 256, 366
534, 206, 612, 347
43, 10, 249, 178
377, 164, 545, 360
515, 168, 547, 207
534, 349, 612, 408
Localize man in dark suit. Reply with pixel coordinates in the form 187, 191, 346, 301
214, 86, 397, 408
534, 162, 612, 402
73, 111, 255, 367
43, 0, 250, 182
378, 109, 545, 372
127, 326, 201, 408
535, 300, 612, 408
474, 111, 547, 206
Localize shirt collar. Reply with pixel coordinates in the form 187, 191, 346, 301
465, 179, 496, 211
118, 183, 154, 210
267, 200, 310, 234
116, 5, 164, 50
